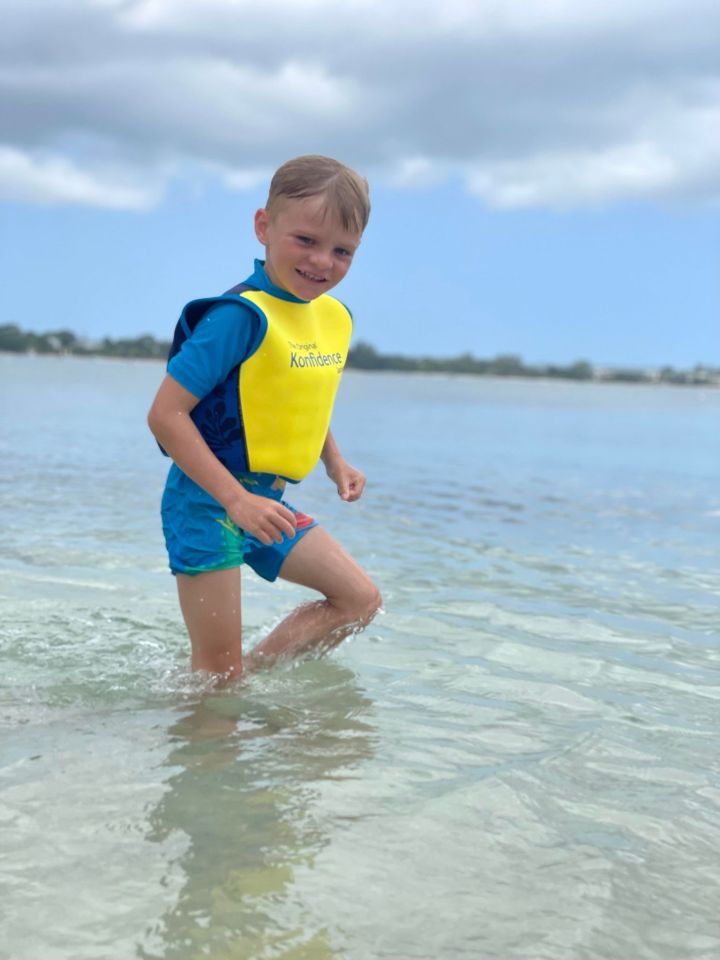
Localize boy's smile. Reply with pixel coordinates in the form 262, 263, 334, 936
254, 196, 362, 301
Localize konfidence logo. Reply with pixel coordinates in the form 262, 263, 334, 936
288, 339, 344, 370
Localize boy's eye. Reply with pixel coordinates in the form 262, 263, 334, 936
296, 235, 314, 245
335, 247, 352, 258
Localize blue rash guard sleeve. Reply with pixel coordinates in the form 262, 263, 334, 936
167, 300, 262, 399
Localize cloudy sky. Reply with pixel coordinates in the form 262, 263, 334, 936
2, 0, 718, 365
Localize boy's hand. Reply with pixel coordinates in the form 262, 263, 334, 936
326, 459, 366, 502
226, 489, 296, 545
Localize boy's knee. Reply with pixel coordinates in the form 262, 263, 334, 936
344, 580, 382, 624
366, 584, 383, 618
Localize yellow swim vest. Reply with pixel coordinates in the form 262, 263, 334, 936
237, 289, 352, 481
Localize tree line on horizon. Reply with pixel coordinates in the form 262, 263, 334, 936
0, 323, 717, 386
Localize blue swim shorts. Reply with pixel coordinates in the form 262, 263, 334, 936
161, 465, 317, 582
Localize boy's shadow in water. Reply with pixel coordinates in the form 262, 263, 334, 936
139, 659, 376, 960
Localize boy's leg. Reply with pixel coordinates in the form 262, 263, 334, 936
176, 567, 243, 678
246, 527, 381, 666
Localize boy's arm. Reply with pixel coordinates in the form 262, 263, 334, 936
147, 374, 296, 544
321, 429, 366, 502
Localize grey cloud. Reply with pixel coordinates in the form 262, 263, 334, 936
1, 0, 719, 208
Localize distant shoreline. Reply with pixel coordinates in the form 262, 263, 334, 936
1, 324, 718, 387
2, 346, 718, 388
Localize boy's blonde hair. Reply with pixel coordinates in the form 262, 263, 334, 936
266, 155, 370, 234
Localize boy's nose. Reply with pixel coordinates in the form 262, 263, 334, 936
309, 248, 333, 270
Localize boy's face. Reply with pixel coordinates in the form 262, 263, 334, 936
254, 196, 362, 301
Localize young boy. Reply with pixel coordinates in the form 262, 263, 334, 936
148, 156, 382, 679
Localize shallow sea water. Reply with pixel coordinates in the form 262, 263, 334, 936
1, 354, 719, 960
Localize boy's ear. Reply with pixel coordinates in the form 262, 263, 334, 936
254, 208, 269, 244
